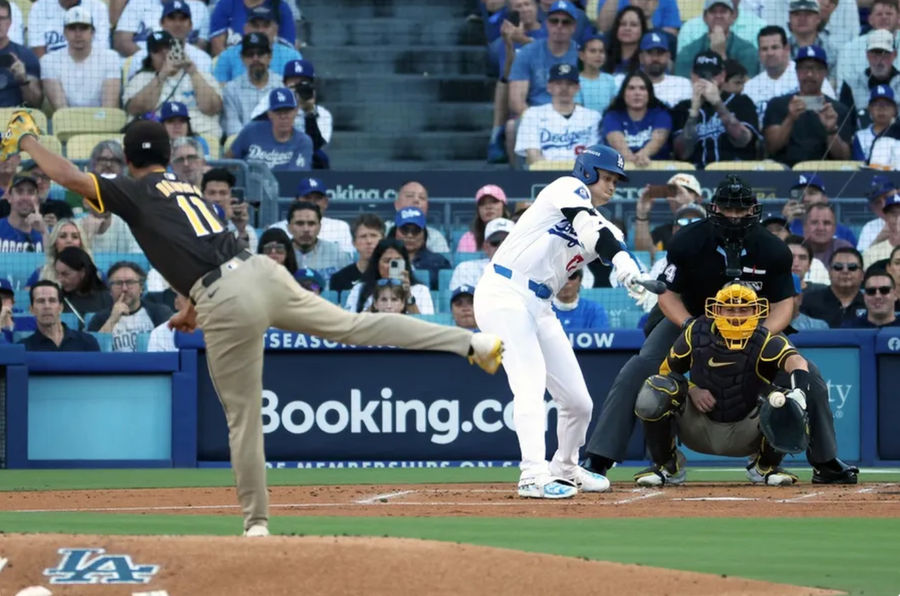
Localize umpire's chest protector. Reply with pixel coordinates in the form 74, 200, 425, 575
690, 318, 768, 423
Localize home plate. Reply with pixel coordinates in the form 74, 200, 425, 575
671, 497, 757, 501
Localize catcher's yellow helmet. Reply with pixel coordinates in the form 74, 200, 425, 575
704, 282, 769, 350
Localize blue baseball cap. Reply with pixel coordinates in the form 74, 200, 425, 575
247, 5, 275, 22
294, 267, 325, 291
791, 173, 826, 193
395, 207, 426, 229
795, 45, 828, 66
0, 278, 12, 294
884, 193, 900, 211
869, 84, 896, 105
761, 211, 788, 226
296, 177, 328, 198
451, 284, 476, 303
548, 0, 578, 20
579, 30, 606, 49
160, 100, 189, 121
867, 174, 897, 200
267, 87, 297, 111
147, 30, 173, 52
162, 0, 191, 19
640, 31, 669, 52
549, 63, 579, 82
283, 59, 315, 80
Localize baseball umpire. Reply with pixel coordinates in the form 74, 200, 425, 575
582, 174, 858, 484
634, 281, 812, 487
2, 113, 505, 536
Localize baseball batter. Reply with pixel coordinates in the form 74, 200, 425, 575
474, 144, 646, 499
3, 114, 505, 536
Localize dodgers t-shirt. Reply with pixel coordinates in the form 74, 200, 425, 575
0, 218, 42, 252
601, 107, 673, 158
230, 121, 313, 171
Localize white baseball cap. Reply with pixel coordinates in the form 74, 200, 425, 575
485, 217, 514, 240
63, 5, 93, 27
667, 173, 702, 197
868, 29, 895, 53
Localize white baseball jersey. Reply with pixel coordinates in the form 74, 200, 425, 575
515, 104, 601, 159
490, 175, 625, 295
614, 73, 693, 108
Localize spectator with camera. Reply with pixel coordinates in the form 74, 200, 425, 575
782, 174, 857, 244
213, 6, 302, 83
390, 207, 451, 291
633, 173, 703, 252
115, 0, 209, 57
764, 45, 855, 166
671, 51, 758, 168
87, 262, 172, 352
202, 168, 257, 252
0, 0, 41, 108
673, 0, 758, 78
228, 86, 312, 170
515, 63, 601, 166
286, 201, 352, 282
601, 70, 672, 166
329, 214, 385, 293
28, 0, 109, 57
124, 1, 213, 78
800, 247, 867, 327
223, 32, 282, 136
208, 0, 296, 57
19, 280, 100, 351
40, 6, 120, 110
124, 30, 222, 138
613, 31, 691, 109
344, 238, 432, 314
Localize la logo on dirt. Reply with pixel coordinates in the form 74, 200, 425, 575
43, 548, 159, 584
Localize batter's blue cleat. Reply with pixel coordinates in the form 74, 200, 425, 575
517, 476, 577, 499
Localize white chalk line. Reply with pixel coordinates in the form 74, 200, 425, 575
354, 490, 417, 504
777, 491, 823, 503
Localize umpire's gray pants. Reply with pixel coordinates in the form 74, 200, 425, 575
584, 319, 840, 464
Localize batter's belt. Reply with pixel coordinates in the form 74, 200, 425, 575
492, 264, 553, 299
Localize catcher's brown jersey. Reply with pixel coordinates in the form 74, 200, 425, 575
86, 170, 241, 296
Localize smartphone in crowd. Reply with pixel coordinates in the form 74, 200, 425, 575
167, 38, 185, 64
388, 259, 405, 280
645, 184, 679, 199
231, 187, 245, 204
506, 10, 520, 26
797, 95, 825, 112
0, 54, 14, 69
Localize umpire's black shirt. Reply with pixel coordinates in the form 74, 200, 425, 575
660, 221, 795, 317
87, 171, 241, 296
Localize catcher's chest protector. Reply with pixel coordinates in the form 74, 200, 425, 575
690, 318, 767, 423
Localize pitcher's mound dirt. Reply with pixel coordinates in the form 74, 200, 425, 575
0, 534, 842, 596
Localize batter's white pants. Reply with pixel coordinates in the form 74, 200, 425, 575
473, 273, 594, 481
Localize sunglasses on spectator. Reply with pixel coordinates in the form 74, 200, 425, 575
377, 278, 403, 287
548, 17, 574, 26
865, 285, 893, 296
262, 242, 286, 254
831, 263, 860, 271
676, 217, 703, 226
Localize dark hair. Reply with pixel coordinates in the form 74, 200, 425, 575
0, 0, 10, 17
603, 5, 647, 74
351, 213, 385, 239
287, 200, 321, 223
784, 234, 813, 260
123, 120, 171, 168
873, 0, 899, 10
201, 168, 236, 192
354, 238, 422, 312
30, 279, 62, 305
107, 261, 147, 281
606, 69, 667, 113
40, 200, 74, 221
257, 227, 298, 274
864, 267, 895, 287
758, 25, 787, 47
55, 246, 106, 294
829, 246, 863, 266
724, 58, 747, 80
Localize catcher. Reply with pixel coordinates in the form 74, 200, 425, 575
633, 281, 812, 487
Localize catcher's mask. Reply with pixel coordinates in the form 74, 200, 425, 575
705, 282, 769, 350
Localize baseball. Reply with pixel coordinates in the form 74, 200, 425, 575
768, 391, 786, 408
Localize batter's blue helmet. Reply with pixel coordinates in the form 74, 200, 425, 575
572, 145, 629, 185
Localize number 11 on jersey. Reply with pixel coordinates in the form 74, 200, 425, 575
176, 194, 225, 237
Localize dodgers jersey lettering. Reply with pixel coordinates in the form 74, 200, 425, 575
490, 176, 624, 294
87, 171, 242, 296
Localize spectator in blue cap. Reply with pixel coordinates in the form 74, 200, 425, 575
852, 85, 900, 165
115, 0, 210, 57
227, 86, 313, 171
616, 30, 691, 109
450, 285, 477, 330
763, 45, 854, 166
209, 0, 296, 57
390, 207, 451, 291
858, 175, 898, 251
223, 32, 282, 136
212, 5, 303, 83
294, 267, 325, 295
160, 100, 211, 155
783, 174, 857, 245
574, 33, 617, 114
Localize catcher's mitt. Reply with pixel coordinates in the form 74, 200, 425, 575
0, 110, 41, 161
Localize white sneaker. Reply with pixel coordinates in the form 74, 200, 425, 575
243, 524, 269, 537
468, 332, 503, 374
517, 476, 577, 499
570, 467, 611, 493
746, 460, 798, 486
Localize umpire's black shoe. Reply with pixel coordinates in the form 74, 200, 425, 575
811, 458, 859, 484
581, 454, 616, 476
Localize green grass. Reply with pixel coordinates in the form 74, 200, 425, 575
0, 513, 896, 595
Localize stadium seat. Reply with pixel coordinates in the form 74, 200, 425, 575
0, 108, 48, 136
89, 331, 113, 351
65, 134, 125, 160
320, 289, 339, 304
792, 160, 863, 171
51, 107, 128, 142
92, 252, 151, 277
19, 135, 63, 159
704, 160, 788, 171
1, 253, 44, 288
528, 159, 574, 171
438, 268, 453, 291
626, 160, 696, 171
411, 313, 454, 326
452, 251, 485, 264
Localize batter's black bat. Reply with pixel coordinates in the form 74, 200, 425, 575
635, 279, 667, 294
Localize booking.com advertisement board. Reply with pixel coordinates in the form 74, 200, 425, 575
196, 332, 637, 466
